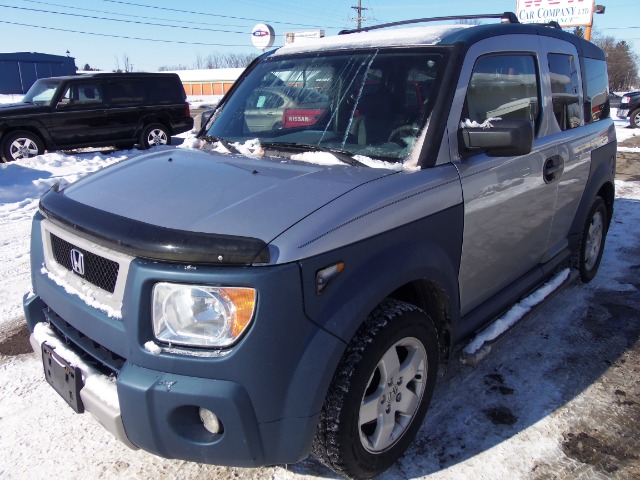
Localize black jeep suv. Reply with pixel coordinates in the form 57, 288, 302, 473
617, 90, 640, 128
0, 72, 193, 162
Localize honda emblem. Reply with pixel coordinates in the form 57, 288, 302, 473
70, 249, 85, 276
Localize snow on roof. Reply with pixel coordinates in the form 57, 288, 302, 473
274, 25, 470, 56
170, 68, 245, 82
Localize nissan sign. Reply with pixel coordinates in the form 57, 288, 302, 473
251, 23, 275, 50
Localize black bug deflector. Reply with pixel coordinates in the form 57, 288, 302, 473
39, 185, 270, 265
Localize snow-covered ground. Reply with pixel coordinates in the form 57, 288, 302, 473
0, 118, 639, 479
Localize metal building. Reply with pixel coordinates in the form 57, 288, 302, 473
0, 52, 77, 94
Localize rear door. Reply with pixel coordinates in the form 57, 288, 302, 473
105, 79, 145, 141
450, 36, 560, 316
539, 37, 593, 254
48, 80, 109, 146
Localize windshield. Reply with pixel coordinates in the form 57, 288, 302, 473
23, 79, 63, 105
205, 50, 444, 162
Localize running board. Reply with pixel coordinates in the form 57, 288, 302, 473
459, 268, 579, 366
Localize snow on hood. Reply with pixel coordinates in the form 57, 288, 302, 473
62, 148, 396, 242
181, 137, 404, 170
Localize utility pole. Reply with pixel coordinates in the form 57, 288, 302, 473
585, 4, 606, 41
351, 0, 369, 31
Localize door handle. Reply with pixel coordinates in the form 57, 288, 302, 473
543, 155, 564, 183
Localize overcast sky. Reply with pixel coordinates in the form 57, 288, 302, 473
0, 0, 637, 72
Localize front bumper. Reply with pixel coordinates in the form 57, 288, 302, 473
24, 262, 344, 466
29, 318, 136, 450
26, 313, 266, 465
24, 294, 330, 466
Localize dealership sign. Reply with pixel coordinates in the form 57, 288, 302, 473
251, 23, 275, 50
516, 0, 595, 27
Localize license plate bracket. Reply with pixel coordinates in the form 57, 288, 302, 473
42, 342, 85, 413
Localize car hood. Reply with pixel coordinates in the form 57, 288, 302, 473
62, 148, 397, 243
0, 102, 50, 114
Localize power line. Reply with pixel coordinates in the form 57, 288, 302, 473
22, 0, 250, 29
101, 0, 335, 29
0, 19, 267, 47
0, 4, 248, 35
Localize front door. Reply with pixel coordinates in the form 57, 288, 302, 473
452, 42, 560, 316
48, 81, 108, 147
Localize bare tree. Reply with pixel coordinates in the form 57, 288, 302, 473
592, 31, 639, 91
122, 54, 132, 73
158, 52, 256, 72
456, 19, 482, 25
194, 52, 205, 69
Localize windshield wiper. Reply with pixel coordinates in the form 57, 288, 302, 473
260, 142, 366, 167
202, 135, 242, 155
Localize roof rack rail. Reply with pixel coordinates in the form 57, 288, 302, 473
338, 12, 519, 35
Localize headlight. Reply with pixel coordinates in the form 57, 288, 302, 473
621, 96, 630, 104
152, 283, 256, 348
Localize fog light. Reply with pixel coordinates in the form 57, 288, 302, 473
199, 407, 223, 434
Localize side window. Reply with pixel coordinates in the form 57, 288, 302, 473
583, 57, 610, 122
147, 78, 184, 104
548, 53, 582, 130
107, 81, 144, 105
465, 54, 540, 126
247, 91, 285, 109
59, 83, 103, 106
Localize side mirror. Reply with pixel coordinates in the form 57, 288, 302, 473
56, 98, 72, 108
460, 118, 533, 157
198, 108, 216, 134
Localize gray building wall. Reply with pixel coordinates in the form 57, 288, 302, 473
0, 52, 76, 94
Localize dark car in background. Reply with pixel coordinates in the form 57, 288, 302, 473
0, 72, 193, 162
617, 90, 640, 127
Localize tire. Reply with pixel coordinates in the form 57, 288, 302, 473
139, 123, 170, 149
1, 130, 45, 162
578, 197, 608, 283
631, 108, 640, 129
312, 299, 439, 479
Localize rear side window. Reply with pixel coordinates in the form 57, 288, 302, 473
107, 81, 144, 105
146, 78, 185, 104
583, 57, 610, 122
465, 54, 540, 127
548, 53, 582, 130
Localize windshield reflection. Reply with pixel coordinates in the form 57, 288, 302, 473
205, 50, 444, 162
23, 79, 62, 106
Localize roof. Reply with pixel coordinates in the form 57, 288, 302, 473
274, 25, 470, 56
272, 19, 605, 61
170, 68, 245, 82
0, 52, 75, 62
32, 72, 183, 82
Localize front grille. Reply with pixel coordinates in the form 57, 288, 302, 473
50, 233, 119, 293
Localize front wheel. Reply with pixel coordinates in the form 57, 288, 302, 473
579, 197, 608, 282
312, 299, 439, 479
139, 123, 170, 149
630, 108, 640, 129
1, 131, 45, 162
